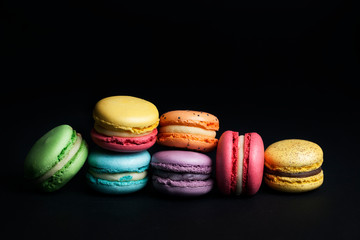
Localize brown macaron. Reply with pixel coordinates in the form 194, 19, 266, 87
157, 110, 219, 152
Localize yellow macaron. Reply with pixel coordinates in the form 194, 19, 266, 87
264, 139, 324, 193
93, 96, 159, 135
91, 96, 159, 152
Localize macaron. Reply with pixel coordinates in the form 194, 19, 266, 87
91, 96, 159, 152
157, 110, 219, 152
264, 139, 324, 193
24, 125, 88, 192
86, 149, 150, 194
216, 131, 264, 196
151, 150, 214, 196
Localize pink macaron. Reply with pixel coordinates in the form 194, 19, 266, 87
216, 130, 264, 196
91, 128, 158, 152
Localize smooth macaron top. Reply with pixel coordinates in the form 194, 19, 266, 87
151, 150, 212, 174
24, 124, 76, 179
265, 139, 323, 173
93, 96, 159, 134
159, 110, 219, 131
88, 149, 151, 173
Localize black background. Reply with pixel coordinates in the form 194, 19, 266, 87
2, 0, 359, 239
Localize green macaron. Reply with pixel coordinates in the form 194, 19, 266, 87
24, 124, 88, 192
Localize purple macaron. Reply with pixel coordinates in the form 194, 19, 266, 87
151, 150, 214, 196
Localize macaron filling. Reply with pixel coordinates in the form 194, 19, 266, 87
94, 123, 153, 138
264, 167, 322, 178
235, 135, 244, 195
159, 125, 216, 138
35, 133, 82, 184
151, 162, 212, 174
152, 169, 211, 181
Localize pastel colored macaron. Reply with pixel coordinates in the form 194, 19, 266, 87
216, 131, 264, 196
264, 139, 324, 193
86, 149, 150, 194
91, 96, 159, 152
24, 125, 88, 192
151, 150, 214, 196
157, 110, 219, 152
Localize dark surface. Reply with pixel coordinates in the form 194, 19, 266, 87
2, 1, 359, 239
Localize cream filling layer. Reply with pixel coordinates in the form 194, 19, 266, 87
89, 170, 147, 182
94, 123, 151, 137
159, 125, 216, 137
36, 134, 82, 184
235, 135, 244, 195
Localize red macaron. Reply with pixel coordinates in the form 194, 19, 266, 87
216, 130, 264, 196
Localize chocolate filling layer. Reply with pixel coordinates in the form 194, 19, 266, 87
265, 167, 322, 178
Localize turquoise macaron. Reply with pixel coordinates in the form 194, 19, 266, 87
86, 149, 151, 194
24, 124, 88, 192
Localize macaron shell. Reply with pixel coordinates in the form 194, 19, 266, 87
86, 173, 148, 194
245, 132, 264, 195
264, 170, 324, 193
87, 149, 151, 173
160, 110, 219, 130
93, 96, 159, 133
215, 130, 236, 195
157, 132, 218, 152
91, 128, 157, 152
152, 176, 213, 196
41, 139, 88, 192
264, 139, 323, 173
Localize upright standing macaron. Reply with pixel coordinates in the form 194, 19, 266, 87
157, 110, 219, 152
216, 131, 264, 196
91, 96, 159, 152
151, 150, 214, 196
264, 139, 324, 193
24, 125, 88, 192
86, 149, 151, 194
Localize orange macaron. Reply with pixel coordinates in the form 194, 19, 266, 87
157, 110, 219, 152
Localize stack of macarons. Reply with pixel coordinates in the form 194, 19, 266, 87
91, 96, 159, 152
87, 96, 159, 194
152, 110, 220, 196
24, 95, 324, 195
